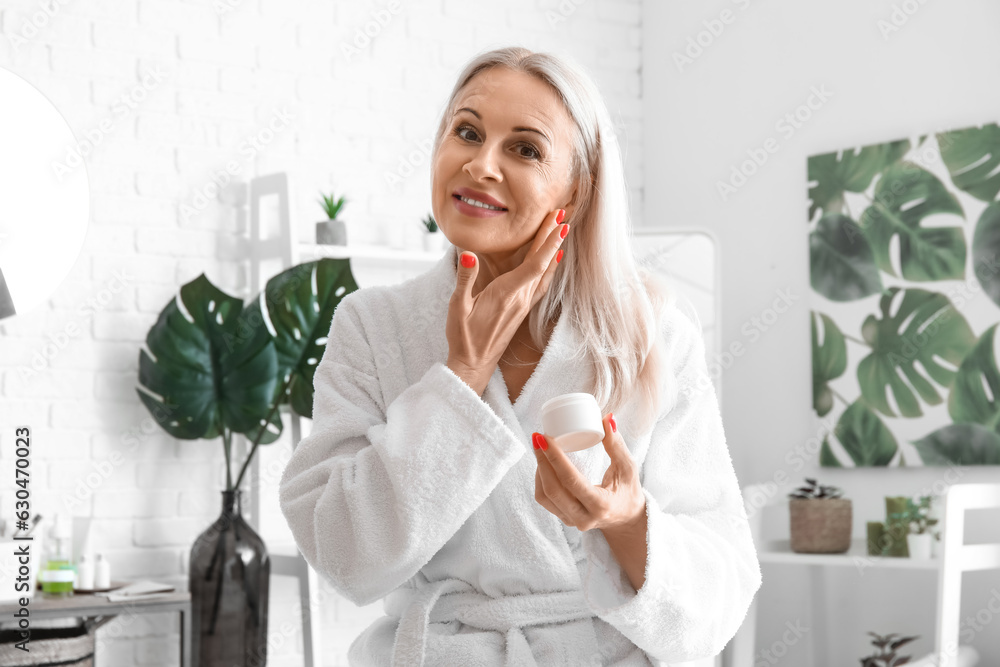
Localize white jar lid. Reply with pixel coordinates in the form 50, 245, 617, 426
540, 392, 597, 414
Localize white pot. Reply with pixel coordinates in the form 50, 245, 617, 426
907, 532, 933, 559
421, 231, 448, 253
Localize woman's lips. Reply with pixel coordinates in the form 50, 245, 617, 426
452, 194, 508, 218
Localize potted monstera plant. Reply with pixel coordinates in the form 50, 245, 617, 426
788, 478, 852, 553
136, 258, 359, 666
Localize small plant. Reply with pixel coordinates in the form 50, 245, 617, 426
860, 631, 918, 667
889, 496, 939, 538
788, 477, 843, 499
421, 213, 438, 233
318, 192, 347, 220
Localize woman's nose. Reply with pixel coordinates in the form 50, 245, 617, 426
463, 143, 502, 182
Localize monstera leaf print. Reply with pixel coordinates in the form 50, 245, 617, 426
973, 202, 1000, 310
938, 123, 1000, 202
807, 139, 910, 219
810, 213, 883, 302
857, 288, 975, 418
828, 400, 899, 466
859, 163, 966, 282
948, 324, 1000, 431
812, 311, 847, 417
913, 423, 1000, 465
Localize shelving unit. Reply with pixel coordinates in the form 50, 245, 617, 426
724, 483, 1000, 667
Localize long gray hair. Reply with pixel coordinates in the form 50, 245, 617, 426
431, 46, 674, 436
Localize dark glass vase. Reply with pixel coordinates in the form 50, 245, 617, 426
189, 490, 270, 667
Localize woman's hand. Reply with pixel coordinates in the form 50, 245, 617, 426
532, 413, 645, 533
446, 208, 570, 394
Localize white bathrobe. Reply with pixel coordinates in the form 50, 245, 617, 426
278, 244, 762, 666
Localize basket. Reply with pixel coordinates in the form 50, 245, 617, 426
0, 616, 113, 666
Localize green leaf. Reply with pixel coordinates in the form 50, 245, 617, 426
857, 288, 975, 418
948, 324, 1000, 431
137, 274, 279, 441
809, 213, 883, 302
859, 162, 966, 281
812, 311, 848, 416
913, 423, 1000, 465
972, 202, 1000, 310
819, 436, 843, 467
938, 124, 1000, 202
833, 399, 898, 466
244, 258, 360, 419
807, 139, 910, 219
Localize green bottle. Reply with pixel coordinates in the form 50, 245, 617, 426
40, 513, 75, 597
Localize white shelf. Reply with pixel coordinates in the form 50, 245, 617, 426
758, 539, 940, 570
298, 242, 450, 264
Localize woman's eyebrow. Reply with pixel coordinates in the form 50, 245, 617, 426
455, 107, 551, 144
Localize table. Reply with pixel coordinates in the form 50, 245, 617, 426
0, 590, 191, 666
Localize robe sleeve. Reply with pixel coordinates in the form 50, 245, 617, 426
278, 291, 525, 606
577, 300, 762, 662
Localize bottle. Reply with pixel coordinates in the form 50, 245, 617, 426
94, 553, 111, 589
76, 554, 95, 590
40, 513, 74, 597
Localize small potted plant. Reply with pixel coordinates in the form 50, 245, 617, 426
317, 191, 348, 245
788, 478, 851, 554
859, 631, 918, 667
420, 213, 447, 253
890, 496, 939, 560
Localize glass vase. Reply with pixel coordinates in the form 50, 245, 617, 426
189, 489, 270, 667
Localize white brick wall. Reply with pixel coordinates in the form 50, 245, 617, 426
0, 0, 641, 664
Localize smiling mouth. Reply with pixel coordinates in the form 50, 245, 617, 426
453, 194, 508, 211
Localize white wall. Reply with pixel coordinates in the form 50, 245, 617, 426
0, 1, 641, 665
643, 1, 1000, 665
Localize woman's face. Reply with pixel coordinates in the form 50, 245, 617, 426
432, 66, 579, 258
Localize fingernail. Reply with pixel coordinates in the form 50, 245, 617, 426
532, 432, 541, 450
610, 414, 617, 433
461, 253, 475, 268
556, 249, 563, 263
533, 433, 548, 451
556, 209, 565, 223
560, 224, 569, 239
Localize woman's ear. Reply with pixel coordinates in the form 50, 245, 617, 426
562, 184, 579, 222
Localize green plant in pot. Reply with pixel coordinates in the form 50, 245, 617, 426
859, 631, 918, 667
889, 496, 939, 560
788, 478, 852, 553
317, 191, 348, 245
137, 258, 359, 666
420, 212, 447, 253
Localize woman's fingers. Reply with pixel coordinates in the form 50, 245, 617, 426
534, 436, 593, 527
534, 466, 570, 524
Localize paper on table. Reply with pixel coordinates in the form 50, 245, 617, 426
93, 580, 174, 602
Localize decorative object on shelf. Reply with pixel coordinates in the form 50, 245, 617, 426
788, 478, 851, 553
420, 213, 447, 253
889, 496, 940, 560
136, 258, 359, 666
859, 631, 919, 667
882, 496, 912, 557
808, 124, 1000, 468
316, 191, 348, 245
866, 521, 887, 557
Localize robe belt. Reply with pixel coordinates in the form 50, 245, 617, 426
386, 577, 599, 667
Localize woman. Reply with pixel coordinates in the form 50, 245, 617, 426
279, 46, 761, 666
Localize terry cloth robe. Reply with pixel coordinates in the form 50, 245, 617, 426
278, 244, 762, 666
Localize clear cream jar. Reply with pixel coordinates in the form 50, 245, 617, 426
539, 392, 605, 452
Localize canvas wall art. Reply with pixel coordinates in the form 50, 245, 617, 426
808, 123, 1000, 466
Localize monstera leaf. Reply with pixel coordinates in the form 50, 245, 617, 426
807, 139, 910, 219
973, 203, 1000, 310
137, 274, 281, 443
242, 258, 359, 419
809, 213, 883, 302
831, 400, 898, 466
857, 288, 975, 418
948, 324, 1000, 431
819, 437, 842, 467
914, 423, 1000, 465
938, 123, 1000, 202
812, 311, 847, 417
859, 162, 966, 282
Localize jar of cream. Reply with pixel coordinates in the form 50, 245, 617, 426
539, 392, 605, 452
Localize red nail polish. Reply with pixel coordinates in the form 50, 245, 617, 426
610, 414, 617, 433
556, 209, 565, 223
556, 249, 563, 263
560, 224, 569, 239
532, 433, 541, 449
461, 254, 476, 268
533, 433, 548, 451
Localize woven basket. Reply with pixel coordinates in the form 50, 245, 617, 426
789, 497, 852, 553
0, 616, 112, 666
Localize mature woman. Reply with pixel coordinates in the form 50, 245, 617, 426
279, 46, 761, 666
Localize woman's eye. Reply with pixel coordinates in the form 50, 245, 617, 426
517, 144, 541, 160
454, 125, 539, 160
456, 125, 479, 142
